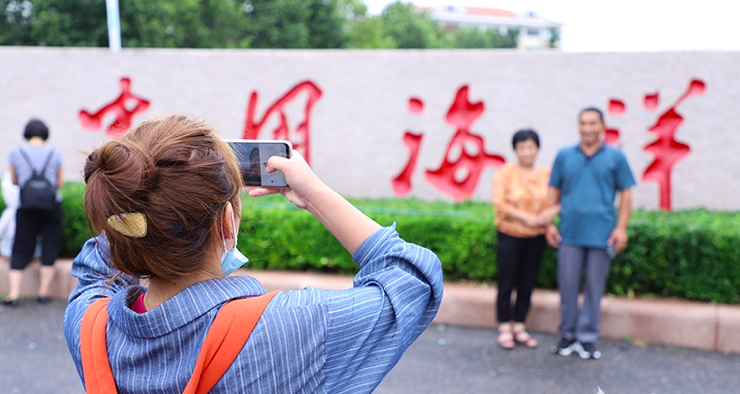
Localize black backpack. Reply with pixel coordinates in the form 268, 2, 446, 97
18, 148, 57, 211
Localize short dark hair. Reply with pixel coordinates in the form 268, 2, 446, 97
580, 107, 604, 123
512, 129, 540, 149
24, 119, 49, 141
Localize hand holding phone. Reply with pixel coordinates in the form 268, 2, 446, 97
226, 140, 292, 188
248, 150, 326, 211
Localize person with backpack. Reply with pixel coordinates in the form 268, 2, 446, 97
63, 115, 443, 393
3, 118, 64, 307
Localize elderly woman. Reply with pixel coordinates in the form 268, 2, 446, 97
63, 115, 443, 393
492, 129, 555, 349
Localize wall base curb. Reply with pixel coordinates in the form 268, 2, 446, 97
3, 260, 738, 354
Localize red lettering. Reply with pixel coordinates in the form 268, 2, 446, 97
243, 81, 322, 165
79, 77, 150, 139
642, 79, 705, 210
425, 86, 505, 201
392, 132, 425, 196
605, 99, 625, 147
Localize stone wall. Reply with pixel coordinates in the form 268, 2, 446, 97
1, 47, 737, 210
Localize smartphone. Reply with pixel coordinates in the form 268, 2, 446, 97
606, 242, 617, 260
226, 139, 292, 188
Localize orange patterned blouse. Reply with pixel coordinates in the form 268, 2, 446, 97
492, 163, 551, 238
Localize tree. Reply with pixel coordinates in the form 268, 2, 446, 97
0, 0, 520, 50
0, 0, 249, 48
345, 1, 519, 50
345, 15, 396, 49
305, 0, 346, 48
548, 26, 560, 49
146, 0, 249, 48
453, 28, 492, 49
0, 0, 108, 46
378, 1, 449, 49
340, 0, 396, 49
240, 0, 312, 48
451, 27, 520, 49
0, 0, 352, 48
501, 28, 519, 49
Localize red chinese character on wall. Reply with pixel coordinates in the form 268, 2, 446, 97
392, 98, 425, 196
243, 81, 322, 165
393, 86, 505, 201
604, 79, 705, 210
79, 77, 151, 139
605, 99, 625, 147
642, 79, 706, 210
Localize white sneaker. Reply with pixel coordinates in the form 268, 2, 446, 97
550, 338, 577, 356
575, 342, 602, 360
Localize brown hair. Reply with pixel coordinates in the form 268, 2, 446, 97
83, 115, 242, 279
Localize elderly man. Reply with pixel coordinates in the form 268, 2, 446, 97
546, 107, 636, 360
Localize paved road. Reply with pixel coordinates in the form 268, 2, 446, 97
2, 300, 739, 394
0, 299, 82, 394
377, 324, 740, 394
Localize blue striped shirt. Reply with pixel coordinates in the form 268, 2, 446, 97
63, 225, 443, 393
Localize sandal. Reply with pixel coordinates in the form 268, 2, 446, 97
497, 325, 515, 349
2, 298, 19, 307
512, 325, 538, 348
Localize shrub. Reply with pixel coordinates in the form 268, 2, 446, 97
240, 196, 740, 304
59, 182, 90, 258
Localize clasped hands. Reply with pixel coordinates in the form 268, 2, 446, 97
520, 205, 559, 229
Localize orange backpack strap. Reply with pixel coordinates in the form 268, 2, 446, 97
80, 298, 116, 394
79, 291, 278, 394
183, 290, 279, 394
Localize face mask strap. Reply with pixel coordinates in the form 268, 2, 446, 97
221, 202, 233, 254
219, 201, 249, 277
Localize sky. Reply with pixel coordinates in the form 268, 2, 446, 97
362, 0, 740, 52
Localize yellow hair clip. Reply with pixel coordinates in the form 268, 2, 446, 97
107, 212, 147, 238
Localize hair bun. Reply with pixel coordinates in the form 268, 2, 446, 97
84, 141, 157, 218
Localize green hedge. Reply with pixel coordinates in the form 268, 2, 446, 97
3, 184, 738, 304
0, 183, 91, 257
238, 195, 740, 304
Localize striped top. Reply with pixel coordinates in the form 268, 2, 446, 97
63, 225, 443, 394
8, 144, 63, 204
492, 163, 551, 237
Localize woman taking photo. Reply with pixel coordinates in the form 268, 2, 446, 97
492, 129, 555, 349
63, 115, 443, 393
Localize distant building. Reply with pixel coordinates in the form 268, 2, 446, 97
416, 5, 561, 50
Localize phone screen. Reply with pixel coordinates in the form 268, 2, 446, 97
226, 140, 291, 188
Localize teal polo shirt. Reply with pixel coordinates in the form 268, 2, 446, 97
549, 143, 636, 248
